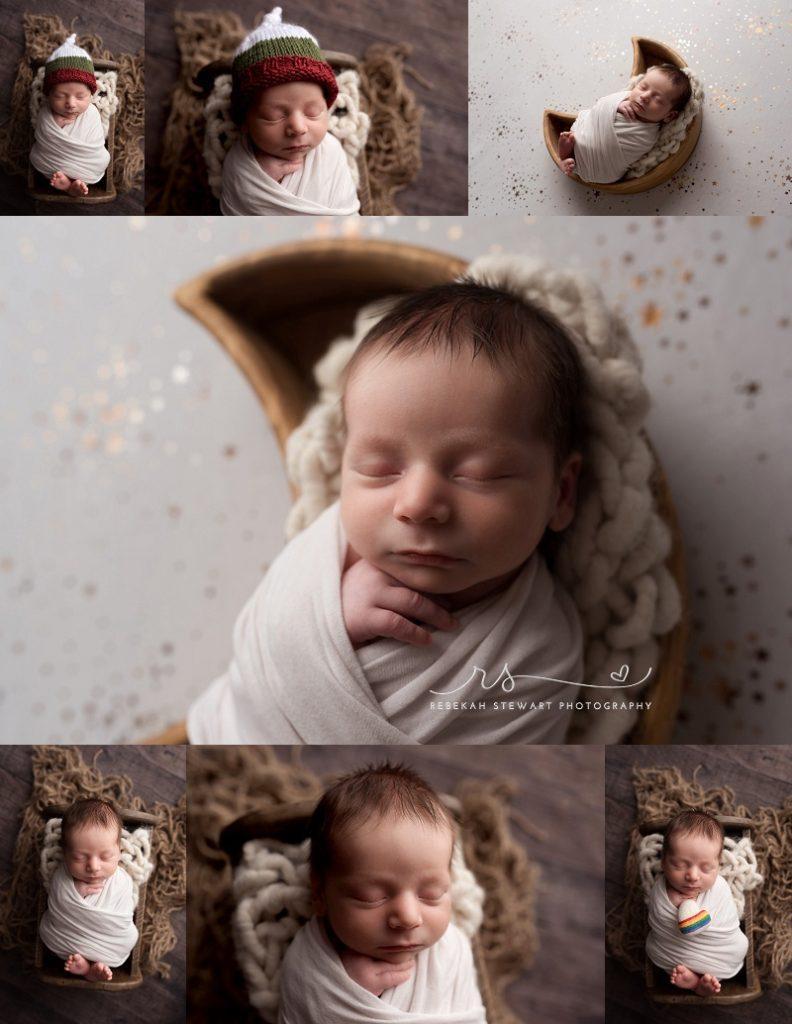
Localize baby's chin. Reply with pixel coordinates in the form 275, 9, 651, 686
374, 557, 478, 595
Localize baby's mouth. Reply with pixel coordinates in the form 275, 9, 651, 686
393, 550, 463, 568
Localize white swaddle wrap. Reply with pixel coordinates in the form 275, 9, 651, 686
646, 875, 748, 979
29, 104, 110, 184
279, 918, 487, 1024
39, 863, 138, 967
220, 132, 359, 216
188, 501, 582, 744
570, 92, 659, 184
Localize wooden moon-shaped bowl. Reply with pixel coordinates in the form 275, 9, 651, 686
543, 36, 702, 194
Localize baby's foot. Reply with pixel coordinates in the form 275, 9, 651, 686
50, 170, 71, 191
695, 973, 721, 996
558, 130, 575, 160
67, 178, 89, 197
669, 963, 700, 989
560, 158, 576, 176
64, 952, 91, 975
86, 961, 113, 982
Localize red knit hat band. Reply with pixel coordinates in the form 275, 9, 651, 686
236, 55, 338, 108
44, 67, 98, 94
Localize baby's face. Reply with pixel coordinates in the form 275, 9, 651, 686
47, 82, 93, 120
341, 347, 580, 599
627, 68, 680, 123
244, 81, 329, 161
316, 814, 453, 965
63, 823, 121, 884
662, 832, 721, 897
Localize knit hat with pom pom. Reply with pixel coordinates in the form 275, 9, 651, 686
44, 34, 97, 94
232, 6, 338, 119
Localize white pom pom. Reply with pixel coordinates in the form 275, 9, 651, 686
264, 7, 283, 24
65, 33, 77, 45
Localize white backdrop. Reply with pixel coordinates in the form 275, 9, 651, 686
1, 214, 790, 743
470, 0, 791, 214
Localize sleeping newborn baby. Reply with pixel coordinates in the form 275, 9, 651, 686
646, 810, 749, 996
220, 7, 359, 216
279, 762, 487, 1023
188, 278, 586, 744
558, 64, 691, 184
29, 34, 110, 196
39, 798, 138, 982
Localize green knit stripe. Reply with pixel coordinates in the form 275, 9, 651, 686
233, 36, 322, 71
45, 56, 94, 73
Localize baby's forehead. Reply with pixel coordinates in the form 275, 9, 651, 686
643, 69, 674, 91
667, 830, 720, 855
329, 811, 452, 858
65, 822, 119, 844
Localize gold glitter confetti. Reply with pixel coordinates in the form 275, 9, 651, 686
641, 302, 663, 327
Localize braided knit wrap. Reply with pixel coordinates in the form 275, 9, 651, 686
284, 255, 682, 743
637, 833, 763, 921
624, 67, 704, 179
30, 66, 118, 140
231, 836, 484, 1022
204, 68, 368, 200
40, 817, 155, 908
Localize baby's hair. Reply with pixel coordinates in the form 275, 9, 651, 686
60, 798, 122, 849
650, 64, 692, 113
309, 761, 455, 883
343, 280, 587, 472
662, 809, 724, 859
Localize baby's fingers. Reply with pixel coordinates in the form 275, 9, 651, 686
387, 587, 459, 634
372, 609, 434, 647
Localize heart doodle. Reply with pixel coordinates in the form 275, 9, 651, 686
610, 664, 629, 683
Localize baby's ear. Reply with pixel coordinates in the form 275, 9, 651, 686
663, 110, 678, 123
547, 452, 582, 533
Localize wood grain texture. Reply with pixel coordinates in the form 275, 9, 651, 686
144, 0, 467, 214
277, 745, 605, 1024
605, 745, 792, 1024
0, 0, 143, 214
0, 745, 186, 1024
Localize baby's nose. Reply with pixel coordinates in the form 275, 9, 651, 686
393, 468, 451, 525
388, 895, 422, 929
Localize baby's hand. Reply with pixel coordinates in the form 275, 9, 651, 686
340, 948, 415, 996
256, 152, 305, 182
74, 879, 104, 898
341, 558, 459, 648
617, 99, 639, 120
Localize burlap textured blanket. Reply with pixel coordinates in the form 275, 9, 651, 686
279, 917, 486, 1024
29, 103, 110, 183
39, 863, 138, 967
220, 132, 359, 216
187, 502, 583, 744
570, 92, 659, 184
646, 874, 748, 979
